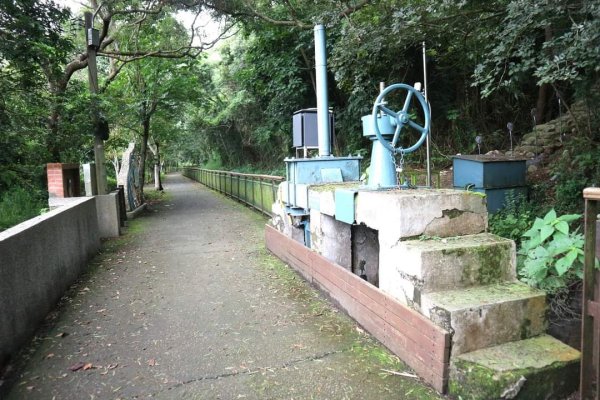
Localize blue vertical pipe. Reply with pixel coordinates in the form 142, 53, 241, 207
314, 25, 331, 157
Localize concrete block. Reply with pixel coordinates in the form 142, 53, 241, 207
83, 163, 97, 196
449, 335, 580, 400
379, 234, 516, 304
309, 209, 351, 270
96, 193, 121, 238
270, 201, 305, 245
308, 182, 360, 217
354, 188, 487, 247
421, 282, 546, 356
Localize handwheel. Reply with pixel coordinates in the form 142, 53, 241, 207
371, 83, 430, 155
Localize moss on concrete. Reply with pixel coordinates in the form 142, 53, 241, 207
461, 241, 512, 285
425, 282, 544, 312
308, 182, 361, 192
449, 335, 580, 399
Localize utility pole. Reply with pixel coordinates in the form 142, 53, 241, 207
85, 12, 108, 195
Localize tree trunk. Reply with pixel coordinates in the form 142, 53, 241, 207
138, 117, 150, 200
535, 83, 550, 124
535, 25, 554, 124
154, 141, 163, 191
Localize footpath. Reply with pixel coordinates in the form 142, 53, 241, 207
2, 173, 441, 399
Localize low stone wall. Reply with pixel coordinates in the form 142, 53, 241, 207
0, 197, 100, 368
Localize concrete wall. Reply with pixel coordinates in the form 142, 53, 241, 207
96, 193, 121, 238
49, 194, 121, 238
0, 197, 100, 367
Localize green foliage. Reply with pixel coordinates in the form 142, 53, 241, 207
552, 140, 600, 214
0, 187, 46, 231
517, 209, 591, 294
489, 193, 537, 244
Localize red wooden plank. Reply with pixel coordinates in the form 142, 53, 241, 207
311, 258, 448, 389
309, 241, 448, 344
265, 225, 449, 393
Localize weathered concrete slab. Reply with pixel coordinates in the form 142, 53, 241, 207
379, 234, 516, 305
355, 189, 487, 246
421, 282, 546, 356
96, 193, 121, 238
308, 182, 360, 216
270, 200, 305, 244
309, 209, 352, 270
449, 335, 580, 400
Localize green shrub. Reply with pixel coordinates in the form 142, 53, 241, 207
0, 187, 47, 231
489, 192, 537, 244
517, 209, 597, 294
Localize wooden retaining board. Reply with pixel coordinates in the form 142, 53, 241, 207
265, 225, 451, 393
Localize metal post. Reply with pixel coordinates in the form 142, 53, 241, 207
314, 25, 331, 157
423, 41, 432, 188
85, 12, 108, 194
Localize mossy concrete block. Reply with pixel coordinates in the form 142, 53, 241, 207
354, 189, 487, 247
421, 282, 547, 356
449, 335, 580, 400
379, 234, 516, 305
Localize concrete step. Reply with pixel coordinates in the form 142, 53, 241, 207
421, 282, 546, 356
379, 233, 516, 306
449, 335, 580, 400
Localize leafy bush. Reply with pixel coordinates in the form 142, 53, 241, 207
517, 209, 591, 294
552, 140, 600, 214
489, 192, 537, 244
0, 187, 46, 231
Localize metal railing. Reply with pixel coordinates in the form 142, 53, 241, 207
182, 167, 284, 217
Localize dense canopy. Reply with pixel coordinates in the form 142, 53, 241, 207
0, 0, 599, 227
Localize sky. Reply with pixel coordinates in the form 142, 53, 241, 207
56, 0, 224, 45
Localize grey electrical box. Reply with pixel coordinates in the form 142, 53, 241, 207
292, 108, 334, 148
87, 28, 99, 48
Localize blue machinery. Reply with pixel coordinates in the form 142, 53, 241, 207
281, 25, 431, 239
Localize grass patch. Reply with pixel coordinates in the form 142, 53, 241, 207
0, 187, 46, 231
144, 188, 172, 203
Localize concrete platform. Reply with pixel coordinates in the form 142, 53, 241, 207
449, 335, 580, 400
354, 189, 487, 246
421, 282, 547, 356
308, 187, 487, 245
379, 234, 516, 306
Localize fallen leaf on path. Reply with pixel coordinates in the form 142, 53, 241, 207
83, 363, 93, 371
44, 353, 55, 359
147, 359, 158, 366
68, 362, 86, 372
56, 332, 69, 338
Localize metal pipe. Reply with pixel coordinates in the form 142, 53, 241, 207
314, 25, 331, 157
423, 41, 432, 187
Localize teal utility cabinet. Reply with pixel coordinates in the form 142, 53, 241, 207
453, 155, 527, 213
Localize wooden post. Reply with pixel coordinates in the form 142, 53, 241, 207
581, 187, 600, 399
84, 12, 108, 195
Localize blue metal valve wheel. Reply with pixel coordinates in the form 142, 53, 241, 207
371, 83, 431, 155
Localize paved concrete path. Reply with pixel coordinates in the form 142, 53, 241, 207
3, 174, 441, 399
